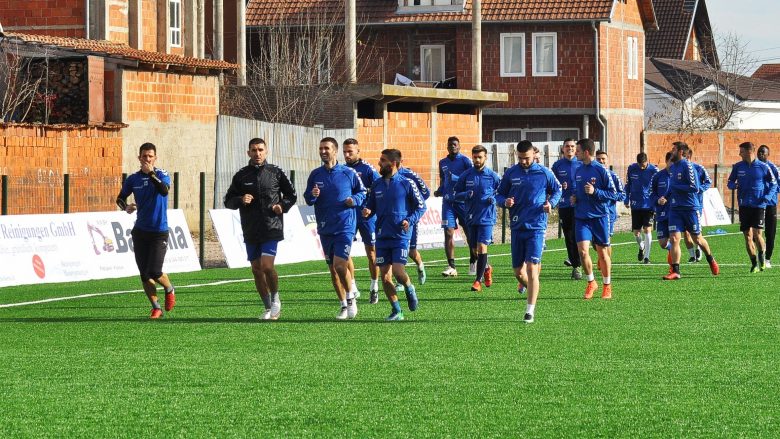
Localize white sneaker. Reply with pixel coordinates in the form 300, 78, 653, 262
336, 306, 349, 320
261, 309, 272, 320
441, 266, 458, 277
765, 260, 772, 269
352, 290, 361, 299
270, 301, 281, 320
468, 263, 477, 276
347, 301, 358, 319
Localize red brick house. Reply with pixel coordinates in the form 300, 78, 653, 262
247, 0, 658, 173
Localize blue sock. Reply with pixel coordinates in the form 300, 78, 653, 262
391, 300, 402, 314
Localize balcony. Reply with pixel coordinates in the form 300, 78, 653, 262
396, 0, 465, 14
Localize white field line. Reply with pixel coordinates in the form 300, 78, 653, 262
0, 232, 742, 309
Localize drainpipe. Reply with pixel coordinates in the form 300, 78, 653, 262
85, 0, 90, 39
472, 0, 481, 90
592, 21, 608, 152
346, 0, 356, 83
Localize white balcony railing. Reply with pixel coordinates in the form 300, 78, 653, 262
396, 0, 465, 14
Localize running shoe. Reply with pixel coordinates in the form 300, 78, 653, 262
523, 313, 534, 324
601, 284, 612, 300
471, 281, 482, 292
484, 265, 493, 287
336, 306, 349, 320
584, 280, 598, 300
405, 285, 418, 311
709, 259, 720, 276
270, 301, 281, 320
385, 311, 405, 321
441, 267, 458, 277
150, 308, 163, 319
418, 268, 427, 285
164, 289, 176, 312
662, 272, 681, 280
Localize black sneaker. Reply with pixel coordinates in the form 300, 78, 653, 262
695, 248, 702, 262
523, 313, 534, 324
643, 257, 650, 264
369, 290, 379, 305
638, 248, 644, 261
688, 256, 696, 263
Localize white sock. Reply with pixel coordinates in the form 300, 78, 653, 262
635, 235, 643, 249
347, 292, 355, 300
370, 279, 379, 291
688, 247, 696, 258
350, 279, 358, 293
586, 273, 595, 282
418, 262, 425, 271
165, 285, 174, 293
603, 276, 611, 285
340, 299, 348, 307
271, 292, 279, 303
525, 304, 536, 315
644, 232, 653, 258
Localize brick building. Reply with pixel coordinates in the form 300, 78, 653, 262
246, 0, 658, 176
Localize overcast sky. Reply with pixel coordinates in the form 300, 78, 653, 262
705, 0, 780, 74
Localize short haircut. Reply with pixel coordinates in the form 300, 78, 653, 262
381, 148, 402, 164
576, 138, 595, 155
739, 141, 755, 151
139, 142, 156, 154
759, 144, 770, 153
343, 138, 359, 146
320, 137, 339, 149
637, 152, 648, 163
447, 136, 460, 145
472, 144, 488, 155
596, 149, 608, 157
672, 141, 689, 154
516, 140, 534, 154
563, 138, 576, 144
248, 138, 265, 149
665, 152, 673, 162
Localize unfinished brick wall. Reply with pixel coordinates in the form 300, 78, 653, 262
108, 0, 130, 44
142, 0, 158, 52
0, 0, 87, 38
0, 124, 123, 215
122, 70, 218, 123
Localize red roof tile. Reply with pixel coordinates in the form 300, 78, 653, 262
646, 0, 717, 66
752, 64, 780, 83
1, 32, 237, 72
247, 0, 616, 27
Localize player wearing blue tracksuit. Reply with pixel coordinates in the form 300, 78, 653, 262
625, 154, 658, 262
727, 141, 778, 271
757, 145, 779, 266
572, 139, 619, 300
363, 149, 427, 321
649, 153, 674, 273
435, 136, 475, 275
346, 157, 381, 245
595, 150, 625, 237
551, 142, 582, 275
683, 151, 713, 262
496, 140, 562, 323
663, 142, 719, 280
451, 145, 501, 290
305, 137, 367, 320
116, 142, 175, 319
399, 164, 431, 284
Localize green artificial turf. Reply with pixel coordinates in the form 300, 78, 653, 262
1, 224, 779, 438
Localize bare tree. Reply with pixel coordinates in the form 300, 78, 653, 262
646, 31, 769, 132
0, 40, 47, 123
223, 12, 402, 126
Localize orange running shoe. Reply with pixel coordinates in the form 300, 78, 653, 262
150, 308, 163, 319
164, 289, 176, 312
584, 280, 598, 299
709, 259, 719, 275
601, 284, 612, 299
662, 272, 681, 280
484, 265, 493, 287
471, 281, 482, 292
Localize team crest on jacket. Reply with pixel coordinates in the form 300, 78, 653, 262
590, 177, 596, 185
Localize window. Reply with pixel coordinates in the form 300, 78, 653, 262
169, 0, 181, 47
627, 36, 639, 80
298, 37, 312, 84
493, 129, 523, 143
396, 0, 464, 13
500, 33, 525, 77
420, 45, 445, 82
532, 33, 557, 76
318, 42, 331, 84
493, 128, 580, 143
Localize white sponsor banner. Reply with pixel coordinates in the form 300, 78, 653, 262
210, 198, 462, 268
0, 210, 200, 288
700, 188, 732, 226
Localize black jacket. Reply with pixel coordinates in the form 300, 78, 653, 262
224, 162, 297, 244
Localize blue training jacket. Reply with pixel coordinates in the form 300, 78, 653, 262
451, 166, 502, 226
399, 166, 431, 201
551, 157, 580, 209
760, 159, 780, 207
365, 172, 427, 247
692, 162, 712, 210
608, 169, 625, 222
496, 162, 562, 231
119, 168, 170, 233
665, 159, 699, 210
572, 161, 619, 219
304, 163, 366, 236
346, 159, 381, 225
624, 163, 658, 210
437, 153, 473, 197
727, 160, 778, 208
649, 168, 671, 220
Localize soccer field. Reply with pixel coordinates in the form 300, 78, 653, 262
1, 224, 779, 438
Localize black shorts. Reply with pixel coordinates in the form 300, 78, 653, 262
631, 209, 654, 230
739, 207, 765, 231
131, 228, 169, 281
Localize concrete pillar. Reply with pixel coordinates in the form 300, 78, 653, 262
157, 0, 170, 53
472, 0, 481, 91
214, 0, 224, 60
185, 0, 198, 57
236, 0, 246, 85
197, 0, 205, 58
87, 56, 105, 125
128, 0, 143, 49
583, 114, 590, 138
346, 0, 357, 83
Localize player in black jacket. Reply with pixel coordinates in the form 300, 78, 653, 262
224, 138, 297, 320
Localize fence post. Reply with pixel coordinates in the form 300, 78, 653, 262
501, 166, 507, 244
492, 144, 499, 171
199, 172, 206, 268
713, 164, 718, 188
289, 170, 296, 190
173, 172, 180, 209
1, 175, 8, 215
63, 173, 70, 214
730, 188, 735, 224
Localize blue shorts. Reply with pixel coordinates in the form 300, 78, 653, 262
245, 241, 278, 261
320, 233, 354, 265
468, 224, 494, 246
575, 216, 611, 246
441, 200, 466, 230
609, 214, 617, 236
656, 219, 669, 240
375, 244, 409, 266
669, 209, 701, 236
511, 229, 545, 268
356, 217, 376, 246
409, 224, 418, 250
